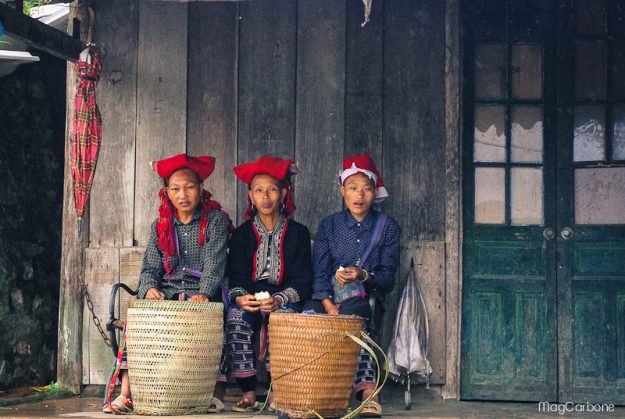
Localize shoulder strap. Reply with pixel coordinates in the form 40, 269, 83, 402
359, 213, 388, 269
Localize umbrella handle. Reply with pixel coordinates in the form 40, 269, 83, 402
86, 7, 95, 46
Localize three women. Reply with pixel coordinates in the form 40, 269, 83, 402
109, 153, 398, 418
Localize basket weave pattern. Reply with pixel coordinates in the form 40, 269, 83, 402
125, 300, 224, 415
269, 312, 365, 418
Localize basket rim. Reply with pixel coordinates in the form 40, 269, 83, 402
128, 299, 224, 309
271, 312, 365, 320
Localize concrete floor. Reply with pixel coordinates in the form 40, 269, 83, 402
0, 396, 624, 419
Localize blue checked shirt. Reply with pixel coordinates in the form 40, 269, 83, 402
312, 209, 400, 301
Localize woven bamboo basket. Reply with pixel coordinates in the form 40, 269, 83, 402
269, 312, 365, 418
125, 299, 224, 415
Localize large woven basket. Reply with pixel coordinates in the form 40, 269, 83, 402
269, 312, 365, 418
125, 299, 224, 415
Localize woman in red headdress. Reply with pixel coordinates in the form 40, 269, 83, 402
104, 154, 233, 415
226, 156, 313, 412
304, 154, 400, 418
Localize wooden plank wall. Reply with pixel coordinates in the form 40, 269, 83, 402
134, 0, 188, 246
187, 2, 238, 218
83, 0, 448, 386
89, 0, 138, 248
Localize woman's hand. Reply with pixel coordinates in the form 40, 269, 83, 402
322, 298, 339, 315
236, 294, 261, 312
146, 288, 165, 300
259, 297, 279, 314
189, 293, 209, 302
335, 266, 363, 284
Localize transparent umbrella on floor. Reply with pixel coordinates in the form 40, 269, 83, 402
386, 258, 432, 409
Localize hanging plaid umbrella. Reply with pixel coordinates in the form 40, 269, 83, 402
71, 46, 102, 233
386, 258, 432, 409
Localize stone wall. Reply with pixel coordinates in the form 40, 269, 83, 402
0, 52, 65, 388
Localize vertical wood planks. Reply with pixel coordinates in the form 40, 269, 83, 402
237, 0, 297, 223
380, 0, 447, 384
187, 2, 238, 221
295, 0, 346, 234
82, 247, 119, 385
134, 1, 188, 245
89, 0, 138, 248
344, 0, 384, 161
383, 0, 446, 240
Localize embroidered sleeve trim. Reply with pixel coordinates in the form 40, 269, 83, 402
275, 287, 300, 304
228, 287, 248, 304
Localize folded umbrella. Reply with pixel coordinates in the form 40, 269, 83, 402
386, 258, 432, 408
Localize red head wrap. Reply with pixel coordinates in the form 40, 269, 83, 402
233, 156, 298, 219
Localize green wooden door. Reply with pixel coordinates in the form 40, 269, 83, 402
462, 0, 625, 403
556, 0, 625, 403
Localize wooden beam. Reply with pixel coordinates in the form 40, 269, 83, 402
0, 3, 83, 61
443, 0, 462, 400
57, 51, 88, 394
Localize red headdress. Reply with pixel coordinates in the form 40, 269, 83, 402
233, 156, 299, 219
339, 154, 388, 203
151, 154, 233, 274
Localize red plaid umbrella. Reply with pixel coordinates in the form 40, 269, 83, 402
71, 47, 102, 233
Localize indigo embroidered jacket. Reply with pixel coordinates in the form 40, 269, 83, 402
227, 219, 313, 307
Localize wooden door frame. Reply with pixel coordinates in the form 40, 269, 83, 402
443, 0, 463, 400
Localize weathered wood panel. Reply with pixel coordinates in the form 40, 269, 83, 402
344, 0, 383, 161
237, 0, 297, 223
379, 0, 447, 388
119, 247, 145, 322
90, 0, 138, 247
134, 1, 188, 245
383, 0, 446, 240
58, 6, 88, 394
187, 2, 238, 221
82, 247, 119, 385
443, 0, 462, 400
295, 0, 346, 233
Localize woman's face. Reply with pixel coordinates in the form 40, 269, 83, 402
166, 168, 202, 215
248, 174, 286, 217
341, 172, 375, 221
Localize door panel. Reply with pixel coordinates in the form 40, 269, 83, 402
557, 0, 625, 403
461, 0, 557, 402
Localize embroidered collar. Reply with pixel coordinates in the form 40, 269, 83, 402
252, 214, 288, 285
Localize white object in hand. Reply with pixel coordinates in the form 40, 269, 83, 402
338, 266, 345, 272
254, 291, 271, 300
